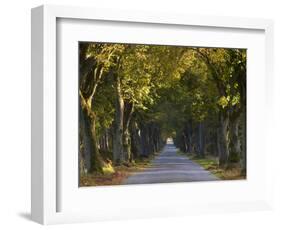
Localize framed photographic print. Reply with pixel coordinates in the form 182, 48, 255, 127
31, 5, 274, 225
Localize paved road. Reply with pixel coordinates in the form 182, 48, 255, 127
123, 142, 218, 185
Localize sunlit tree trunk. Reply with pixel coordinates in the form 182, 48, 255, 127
79, 92, 103, 173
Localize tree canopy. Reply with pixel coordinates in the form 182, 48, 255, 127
79, 42, 247, 179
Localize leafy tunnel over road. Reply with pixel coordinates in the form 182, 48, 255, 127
79, 43, 246, 186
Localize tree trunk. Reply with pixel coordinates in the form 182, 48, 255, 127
113, 74, 124, 164
123, 102, 134, 162
218, 112, 229, 167
198, 121, 205, 158
241, 110, 247, 175
79, 93, 103, 173
104, 129, 109, 151
123, 130, 131, 162
228, 116, 241, 165
186, 121, 193, 153
148, 125, 154, 154
79, 108, 87, 176
152, 126, 159, 153
140, 124, 149, 156
239, 80, 247, 175
193, 125, 200, 157
182, 133, 188, 152
216, 127, 221, 158
131, 120, 142, 159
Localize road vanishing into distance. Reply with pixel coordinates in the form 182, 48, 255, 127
124, 140, 219, 185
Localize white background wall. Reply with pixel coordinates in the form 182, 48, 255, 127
0, 0, 280, 229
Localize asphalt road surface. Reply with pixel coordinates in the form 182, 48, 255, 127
123, 141, 219, 185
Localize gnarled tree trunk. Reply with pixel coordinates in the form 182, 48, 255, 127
79, 92, 103, 173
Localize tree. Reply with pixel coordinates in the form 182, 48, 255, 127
79, 43, 122, 172
194, 48, 246, 167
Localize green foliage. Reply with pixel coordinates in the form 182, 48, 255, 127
79, 42, 246, 176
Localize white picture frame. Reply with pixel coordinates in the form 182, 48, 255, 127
31, 4, 274, 225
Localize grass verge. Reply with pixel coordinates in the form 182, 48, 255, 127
177, 150, 246, 180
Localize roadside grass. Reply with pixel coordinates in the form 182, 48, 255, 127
79, 154, 155, 187
192, 157, 224, 179
176, 150, 245, 180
